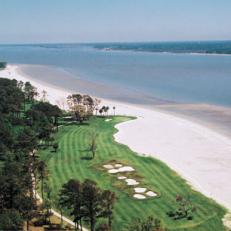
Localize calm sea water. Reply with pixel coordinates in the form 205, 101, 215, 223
0, 42, 231, 107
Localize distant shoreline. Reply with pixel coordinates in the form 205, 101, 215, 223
1, 40, 231, 55
1, 43, 231, 109
93, 40, 231, 55
97, 48, 231, 56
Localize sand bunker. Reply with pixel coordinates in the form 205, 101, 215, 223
118, 176, 127, 180
103, 163, 157, 200
134, 187, 147, 193
133, 194, 146, 199
117, 166, 134, 172
103, 164, 114, 169
107, 166, 135, 174
125, 178, 139, 185
115, 164, 123, 168
108, 169, 119, 174
146, 191, 157, 197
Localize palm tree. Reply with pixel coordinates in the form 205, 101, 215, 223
100, 106, 110, 116
99, 108, 103, 116
101, 106, 106, 116
104, 106, 109, 116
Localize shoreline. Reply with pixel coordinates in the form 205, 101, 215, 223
1, 64, 231, 211
98, 48, 231, 57
17, 64, 231, 139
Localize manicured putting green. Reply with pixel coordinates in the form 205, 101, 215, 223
40, 116, 226, 231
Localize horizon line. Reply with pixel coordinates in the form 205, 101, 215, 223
0, 39, 231, 46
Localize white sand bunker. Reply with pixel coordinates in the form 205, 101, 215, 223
107, 166, 135, 174
115, 164, 123, 168
108, 169, 119, 174
133, 194, 146, 199
134, 187, 146, 193
105, 119, 112, 122
125, 178, 139, 185
146, 191, 157, 197
118, 176, 127, 180
103, 164, 114, 169
103, 163, 157, 200
117, 166, 134, 172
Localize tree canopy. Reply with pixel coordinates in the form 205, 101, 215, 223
59, 179, 116, 231
0, 77, 62, 229
67, 94, 100, 123
0, 78, 24, 114
0, 61, 7, 69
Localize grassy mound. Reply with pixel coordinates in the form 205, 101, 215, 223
40, 116, 226, 230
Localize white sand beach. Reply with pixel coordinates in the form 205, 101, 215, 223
1, 64, 231, 211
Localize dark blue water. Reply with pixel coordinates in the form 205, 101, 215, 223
0, 42, 231, 107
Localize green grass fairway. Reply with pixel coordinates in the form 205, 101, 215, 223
40, 116, 226, 230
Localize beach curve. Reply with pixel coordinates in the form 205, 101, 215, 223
1, 64, 231, 212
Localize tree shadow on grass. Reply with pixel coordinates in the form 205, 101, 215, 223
77, 122, 90, 126
80, 156, 93, 160
79, 148, 93, 161
43, 151, 56, 162
64, 121, 90, 126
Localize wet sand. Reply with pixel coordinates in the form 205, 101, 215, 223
19, 64, 231, 138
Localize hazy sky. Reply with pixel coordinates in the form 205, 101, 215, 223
0, 0, 231, 43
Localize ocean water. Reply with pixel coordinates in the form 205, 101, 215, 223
0, 42, 231, 107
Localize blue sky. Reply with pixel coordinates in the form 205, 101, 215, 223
0, 0, 231, 43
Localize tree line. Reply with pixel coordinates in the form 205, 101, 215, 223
58, 179, 165, 231
59, 179, 116, 231
67, 93, 115, 121
0, 77, 165, 230
0, 78, 62, 230
67, 94, 100, 123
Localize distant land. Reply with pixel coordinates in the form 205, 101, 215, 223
1, 40, 231, 55
93, 40, 231, 54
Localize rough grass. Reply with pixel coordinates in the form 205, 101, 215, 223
39, 116, 226, 231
